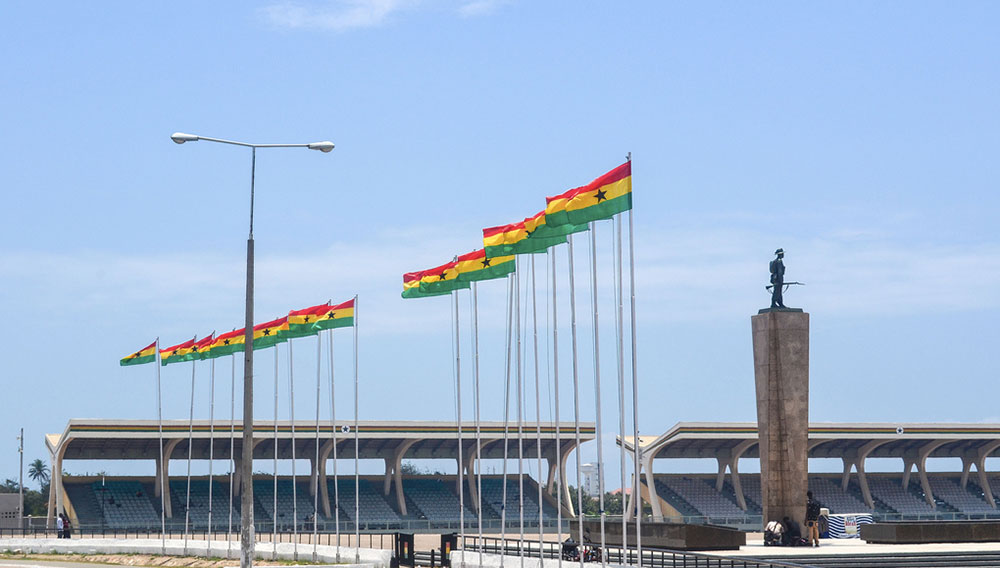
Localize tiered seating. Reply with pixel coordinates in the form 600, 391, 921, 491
928, 476, 994, 513
807, 476, 872, 514
868, 477, 934, 515
655, 476, 743, 517
740, 475, 762, 510
95, 480, 160, 529
253, 479, 319, 529
480, 477, 549, 521
329, 478, 401, 525
65, 482, 102, 525
404, 478, 476, 522
169, 479, 239, 529
651, 477, 699, 517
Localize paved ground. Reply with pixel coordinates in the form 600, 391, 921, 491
703, 532, 1000, 559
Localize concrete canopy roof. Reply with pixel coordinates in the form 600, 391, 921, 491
618, 422, 1000, 461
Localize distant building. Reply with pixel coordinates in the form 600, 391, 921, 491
580, 463, 601, 497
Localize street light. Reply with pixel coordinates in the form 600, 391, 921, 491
172, 132, 333, 568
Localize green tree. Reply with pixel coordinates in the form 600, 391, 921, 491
28, 459, 49, 488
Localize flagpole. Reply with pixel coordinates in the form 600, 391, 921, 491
530, 255, 545, 559
184, 338, 197, 556
614, 214, 628, 561
156, 338, 166, 556
229, 353, 237, 559
353, 295, 361, 565
471, 281, 483, 567
272, 348, 279, 560
452, 287, 465, 567
567, 235, 584, 568
627, 206, 642, 567
209, 354, 216, 538
288, 339, 299, 561
328, 330, 341, 562
500, 274, 514, 568
550, 249, 563, 568
589, 223, 607, 567
313, 332, 322, 562
517, 266, 528, 563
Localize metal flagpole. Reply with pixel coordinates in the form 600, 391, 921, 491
353, 295, 360, 564
184, 337, 197, 556
567, 235, 584, 568
499, 274, 514, 568
209, 353, 217, 537
550, 249, 563, 568
229, 353, 237, 559
515, 258, 525, 566
313, 332, 322, 562
156, 338, 166, 555
288, 340, 299, 560
328, 330, 341, 561
272, 348, 279, 559
530, 255, 545, 559
628, 205, 642, 566
453, 289, 466, 566
589, 223, 607, 568
471, 282, 483, 566
614, 214, 628, 561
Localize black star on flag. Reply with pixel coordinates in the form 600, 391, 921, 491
303, 315, 311, 323
594, 189, 608, 202
223, 339, 231, 345
327, 311, 336, 319
439, 272, 448, 280
263, 328, 271, 336
481, 258, 492, 268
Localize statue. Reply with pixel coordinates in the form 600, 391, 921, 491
766, 248, 803, 309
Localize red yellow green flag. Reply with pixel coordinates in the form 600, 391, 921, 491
207, 328, 245, 359
483, 221, 565, 258
121, 340, 157, 367
253, 317, 289, 349
456, 249, 515, 282
420, 260, 470, 294
314, 298, 355, 330
161, 338, 196, 366
522, 210, 588, 240
284, 303, 330, 339
545, 161, 632, 227
186, 333, 215, 361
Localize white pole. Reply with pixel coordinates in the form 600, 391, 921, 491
614, 214, 628, 561
453, 289, 466, 565
353, 295, 361, 564
627, 207, 642, 566
156, 339, 166, 555
531, 255, 545, 559
589, 223, 607, 568
273, 348, 279, 559
328, 330, 341, 562
551, 250, 563, 568
314, 333, 322, 562
500, 274, 514, 568
209, 355, 216, 536
288, 340, 299, 560
229, 353, 236, 559
567, 235, 584, 568
471, 281, 483, 566
515, 257, 525, 567
184, 343, 197, 556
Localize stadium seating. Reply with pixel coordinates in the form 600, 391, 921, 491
867, 477, 935, 515
92, 480, 160, 529
168, 479, 239, 530
479, 477, 553, 521
927, 476, 994, 513
329, 478, 401, 526
253, 479, 321, 529
403, 478, 476, 523
807, 476, 873, 514
654, 476, 743, 517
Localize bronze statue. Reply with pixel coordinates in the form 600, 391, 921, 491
766, 248, 804, 309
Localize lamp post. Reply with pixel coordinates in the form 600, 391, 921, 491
171, 133, 334, 568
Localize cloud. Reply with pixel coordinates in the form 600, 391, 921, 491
260, 0, 416, 31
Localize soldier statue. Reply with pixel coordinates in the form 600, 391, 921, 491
769, 248, 786, 309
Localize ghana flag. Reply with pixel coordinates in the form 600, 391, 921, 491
420, 260, 470, 295
314, 298, 355, 330
207, 328, 245, 358
285, 302, 330, 339
523, 210, 587, 240
402, 270, 450, 299
161, 338, 196, 366
186, 333, 215, 361
456, 249, 515, 282
253, 317, 288, 350
483, 221, 565, 257
545, 161, 632, 228
121, 340, 157, 367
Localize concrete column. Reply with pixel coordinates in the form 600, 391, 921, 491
901, 457, 915, 490
318, 439, 339, 518
46, 448, 58, 527
642, 453, 663, 521
960, 455, 975, 489
160, 438, 183, 518
752, 309, 809, 529
390, 439, 418, 516
465, 445, 480, 513
975, 441, 1000, 509
559, 443, 575, 517
917, 440, 953, 508
309, 456, 317, 497
545, 456, 558, 497
384, 458, 394, 496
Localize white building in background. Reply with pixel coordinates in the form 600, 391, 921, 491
580, 463, 601, 497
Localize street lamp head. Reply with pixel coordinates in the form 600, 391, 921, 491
308, 141, 335, 153
171, 132, 200, 144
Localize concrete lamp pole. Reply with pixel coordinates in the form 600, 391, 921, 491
170, 132, 334, 568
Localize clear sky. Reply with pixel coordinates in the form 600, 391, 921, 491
1, 2, 998, 487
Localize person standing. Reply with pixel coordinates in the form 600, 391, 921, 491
806, 491, 821, 547
55, 514, 64, 539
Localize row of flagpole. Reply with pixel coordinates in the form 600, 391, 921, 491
126, 298, 359, 561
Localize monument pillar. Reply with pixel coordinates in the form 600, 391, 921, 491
751, 309, 809, 530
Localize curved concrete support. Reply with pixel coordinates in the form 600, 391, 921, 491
717, 440, 756, 511
391, 439, 419, 516
558, 442, 575, 517
642, 452, 663, 521
384, 458, 394, 496
960, 455, 975, 490
465, 442, 481, 513
975, 440, 1000, 509
317, 438, 340, 518
545, 456, 557, 497
46, 447, 58, 527
159, 438, 183, 518
917, 440, 954, 508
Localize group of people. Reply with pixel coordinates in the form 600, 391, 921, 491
765, 491, 823, 547
54, 513, 72, 539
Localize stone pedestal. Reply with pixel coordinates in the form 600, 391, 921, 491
751, 309, 809, 530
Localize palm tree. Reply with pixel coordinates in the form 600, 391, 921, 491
27, 459, 49, 487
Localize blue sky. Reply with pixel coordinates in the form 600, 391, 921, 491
1, 2, 998, 486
